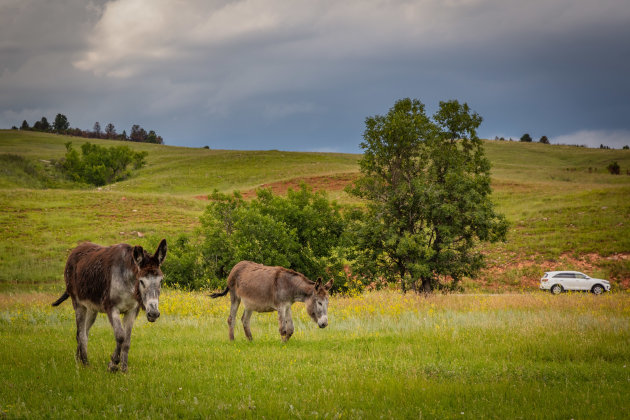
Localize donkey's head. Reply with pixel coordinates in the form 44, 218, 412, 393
133, 239, 167, 322
306, 278, 333, 328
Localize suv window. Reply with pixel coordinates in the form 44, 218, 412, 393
575, 273, 588, 279
554, 272, 574, 278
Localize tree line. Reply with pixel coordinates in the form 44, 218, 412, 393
15, 114, 164, 144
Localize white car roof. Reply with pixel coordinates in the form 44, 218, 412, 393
545, 271, 585, 275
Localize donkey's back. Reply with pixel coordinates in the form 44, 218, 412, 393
227, 261, 279, 308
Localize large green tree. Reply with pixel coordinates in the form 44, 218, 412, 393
348, 98, 508, 293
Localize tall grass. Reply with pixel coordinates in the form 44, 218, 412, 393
1, 291, 628, 418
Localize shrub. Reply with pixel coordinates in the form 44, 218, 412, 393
607, 161, 620, 175
161, 185, 358, 293
160, 235, 211, 290
520, 133, 532, 142
60, 142, 148, 186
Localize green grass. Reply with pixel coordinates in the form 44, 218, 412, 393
1, 130, 629, 418
1, 291, 628, 418
0, 130, 361, 195
1, 129, 629, 290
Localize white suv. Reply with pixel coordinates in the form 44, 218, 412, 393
540, 271, 611, 295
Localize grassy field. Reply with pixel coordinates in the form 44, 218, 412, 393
1, 130, 630, 418
1, 290, 628, 418
1, 129, 629, 290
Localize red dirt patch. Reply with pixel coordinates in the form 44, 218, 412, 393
476, 252, 630, 291
241, 172, 359, 199
193, 173, 359, 200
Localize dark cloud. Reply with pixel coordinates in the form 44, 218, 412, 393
2, 0, 629, 151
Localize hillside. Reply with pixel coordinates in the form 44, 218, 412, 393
1, 129, 629, 291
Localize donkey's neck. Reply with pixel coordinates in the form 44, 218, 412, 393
292, 277, 315, 302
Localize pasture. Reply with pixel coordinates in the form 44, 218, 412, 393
1, 130, 630, 418
1, 130, 629, 291
1, 291, 629, 418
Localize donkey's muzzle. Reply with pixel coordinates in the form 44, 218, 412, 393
147, 310, 160, 322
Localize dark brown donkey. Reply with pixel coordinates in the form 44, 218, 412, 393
52, 239, 167, 372
211, 261, 333, 342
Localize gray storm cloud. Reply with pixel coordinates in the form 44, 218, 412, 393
2, 0, 630, 151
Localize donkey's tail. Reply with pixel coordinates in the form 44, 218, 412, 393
51, 291, 70, 307
210, 286, 229, 298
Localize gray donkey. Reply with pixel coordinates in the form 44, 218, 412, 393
52, 239, 167, 372
211, 261, 333, 342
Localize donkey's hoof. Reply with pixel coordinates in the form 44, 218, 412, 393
108, 362, 119, 372
120, 364, 128, 373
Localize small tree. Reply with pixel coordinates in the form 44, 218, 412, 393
607, 161, 620, 175
33, 117, 50, 132
623, 145, 629, 150
20, 120, 30, 130
61, 142, 148, 186
93, 122, 102, 138
348, 98, 508, 293
539, 135, 549, 144
105, 123, 116, 139
146, 130, 158, 144
53, 114, 70, 133
520, 133, 532, 142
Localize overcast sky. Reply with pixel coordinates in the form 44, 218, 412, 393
2, 0, 629, 152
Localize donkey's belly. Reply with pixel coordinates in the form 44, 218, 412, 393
241, 297, 275, 312
77, 298, 104, 313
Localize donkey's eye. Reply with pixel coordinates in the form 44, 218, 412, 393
140, 280, 145, 288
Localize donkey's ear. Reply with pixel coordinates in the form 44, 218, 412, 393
324, 279, 333, 291
154, 239, 167, 265
314, 277, 323, 291
132, 246, 144, 266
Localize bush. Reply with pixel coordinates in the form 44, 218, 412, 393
161, 185, 360, 294
607, 161, 620, 175
520, 133, 532, 142
60, 142, 147, 186
160, 235, 211, 290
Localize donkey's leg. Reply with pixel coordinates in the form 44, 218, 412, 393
228, 292, 240, 341
106, 308, 125, 372
277, 307, 287, 339
283, 306, 295, 342
119, 306, 139, 373
85, 309, 98, 336
74, 304, 89, 365
241, 308, 254, 341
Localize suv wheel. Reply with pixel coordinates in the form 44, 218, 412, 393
592, 285, 604, 295
550, 284, 562, 295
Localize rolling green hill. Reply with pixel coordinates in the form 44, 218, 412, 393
1, 129, 628, 290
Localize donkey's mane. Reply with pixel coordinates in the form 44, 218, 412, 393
277, 266, 315, 285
